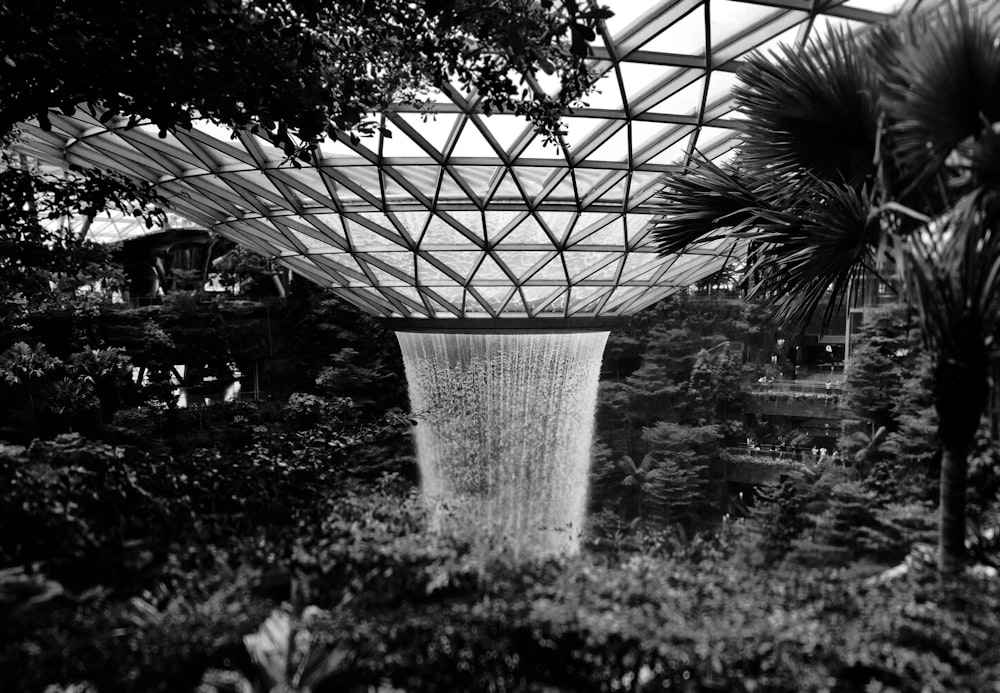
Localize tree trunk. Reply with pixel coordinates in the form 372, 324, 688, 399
938, 443, 969, 574
934, 359, 990, 575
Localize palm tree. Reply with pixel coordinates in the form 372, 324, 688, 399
617, 453, 658, 522
652, 1, 1000, 574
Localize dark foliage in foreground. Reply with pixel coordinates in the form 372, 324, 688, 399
1, 410, 998, 692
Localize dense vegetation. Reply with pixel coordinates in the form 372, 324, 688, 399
653, 2, 1000, 573
2, 3, 1000, 689
2, 286, 999, 692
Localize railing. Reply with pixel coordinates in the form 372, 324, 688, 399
747, 379, 843, 396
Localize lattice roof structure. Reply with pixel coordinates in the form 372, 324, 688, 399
16, 0, 946, 321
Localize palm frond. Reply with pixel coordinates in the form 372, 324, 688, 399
617, 455, 638, 476
735, 24, 880, 187
904, 194, 1000, 364
747, 179, 878, 331
651, 155, 761, 255
884, 1, 1000, 199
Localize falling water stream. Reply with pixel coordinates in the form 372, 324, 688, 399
396, 331, 608, 556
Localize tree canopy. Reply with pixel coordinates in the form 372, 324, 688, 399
0, 0, 611, 156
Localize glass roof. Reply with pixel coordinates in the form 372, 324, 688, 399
14, 0, 944, 320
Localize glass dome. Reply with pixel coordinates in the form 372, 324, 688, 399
16, 0, 935, 320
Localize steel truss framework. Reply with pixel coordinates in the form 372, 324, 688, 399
17, 0, 947, 320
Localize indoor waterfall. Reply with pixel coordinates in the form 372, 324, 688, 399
396, 330, 608, 556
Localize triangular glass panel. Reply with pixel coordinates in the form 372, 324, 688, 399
512, 167, 552, 199
442, 210, 484, 242
628, 223, 660, 250
363, 263, 409, 287
564, 251, 618, 281
472, 254, 509, 282
366, 251, 416, 283
629, 170, 662, 198
585, 127, 630, 163
317, 134, 367, 159
752, 22, 806, 57
516, 133, 566, 162
436, 169, 472, 204
649, 77, 706, 117
489, 169, 525, 204
495, 215, 553, 247
452, 166, 499, 201
570, 216, 626, 247
286, 228, 336, 252
390, 210, 431, 239
428, 284, 464, 307
309, 254, 368, 284
504, 292, 527, 315
583, 65, 623, 111
384, 285, 426, 311
538, 171, 576, 205
526, 257, 566, 282
710, 0, 778, 50
593, 176, 630, 208
640, 7, 706, 56
378, 123, 426, 158
630, 262, 666, 284
484, 210, 524, 239
705, 71, 742, 107
464, 289, 494, 315
619, 61, 673, 112
420, 215, 473, 247
345, 219, 402, 250
648, 136, 693, 166
381, 169, 418, 204
561, 117, 609, 152
602, 1, 653, 39
416, 255, 461, 284
715, 7, 804, 64
572, 168, 609, 199
283, 256, 328, 284
474, 285, 514, 312
395, 112, 459, 156
383, 165, 439, 193
543, 290, 568, 315
568, 285, 606, 310
360, 212, 406, 242
494, 250, 553, 281
694, 125, 736, 149
300, 215, 349, 249
605, 286, 647, 314
451, 118, 497, 158
354, 287, 395, 314
620, 252, 664, 281
474, 113, 529, 156
578, 256, 621, 282
521, 286, 560, 315
427, 296, 460, 318
573, 289, 613, 316
425, 250, 480, 281
566, 212, 610, 242
629, 121, 673, 158
536, 212, 576, 242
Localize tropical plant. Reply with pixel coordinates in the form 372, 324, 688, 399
652, 1, 1000, 573
47, 376, 98, 432
616, 453, 658, 522
0, 341, 60, 411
